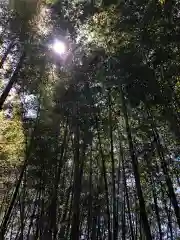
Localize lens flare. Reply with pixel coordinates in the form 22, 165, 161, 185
53, 40, 66, 55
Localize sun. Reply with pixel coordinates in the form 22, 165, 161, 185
53, 40, 66, 55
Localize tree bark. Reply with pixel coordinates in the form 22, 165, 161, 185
120, 87, 152, 240
108, 91, 117, 240
0, 41, 14, 69
71, 107, 86, 240
146, 107, 180, 228
0, 52, 25, 110
121, 140, 135, 240
96, 116, 112, 240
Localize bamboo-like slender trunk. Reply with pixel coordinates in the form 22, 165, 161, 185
71, 107, 86, 240
146, 107, 180, 228
160, 182, 174, 239
108, 91, 117, 240
26, 191, 39, 239
121, 140, 135, 240
87, 148, 93, 240
49, 121, 68, 240
59, 165, 73, 239
96, 116, 111, 240
0, 52, 25, 110
144, 154, 163, 240
0, 112, 39, 239
121, 192, 126, 240
120, 87, 152, 240
0, 41, 14, 69
65, 190, 73, 239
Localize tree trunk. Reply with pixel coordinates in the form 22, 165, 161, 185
108, 91, 117, 240
71, 111, 85, 240
96, 116, 111, 240
49, 121, 68, 240
0, 52, 25, 110
121, 139, 135, 240
146, 107, 180, 228
87, 148, 93, 240
0, 112, 38, 239
0, 41, 14, 69
121, 193, 126, 240
160, 182, 174, 239
120, 87, 152, 240
144, 154, 163, 240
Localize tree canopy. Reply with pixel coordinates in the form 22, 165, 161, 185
0, 0, 180, 239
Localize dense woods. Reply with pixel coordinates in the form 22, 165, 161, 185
0, 0, 180, 239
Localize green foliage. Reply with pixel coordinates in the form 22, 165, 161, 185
78, 6, 131, 53
9, 0, 41, 25
0, 110, 25, 167
45, 0, 58, 4
0, 0, 180, 239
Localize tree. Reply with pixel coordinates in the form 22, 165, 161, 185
1, 0, 180, 239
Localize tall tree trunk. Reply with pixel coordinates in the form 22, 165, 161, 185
97, 212, 101, 240
87, 148, 93, 240
120, 87, 152, 240
96, 116, 111, 240
59, 165, 73, 239
146, 107, 180, 228
18, 174, 26, 240
0, 41, 14, 69
0, 52, 25, 110
108, 91, 117, 240
71, 110, 85, 240
144, 154, 163, 240
117, 134, 122, 240
120, 139, 135, 240
121, 193, 126, 240
91, 208, 98, 240
135, 196, 138, 239
49, 121, 68, 240
150, 177, 163, 239
65, 186, 73, 239
160, 182, 174, 239
70, 124, 80, 240
0, 112, 38, 239
26, 191, 39, 239
0, 159, 27, 239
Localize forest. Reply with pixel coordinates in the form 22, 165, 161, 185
0, 0, 180, 239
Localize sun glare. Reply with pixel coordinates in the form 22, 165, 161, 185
53, 40, 66, 55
